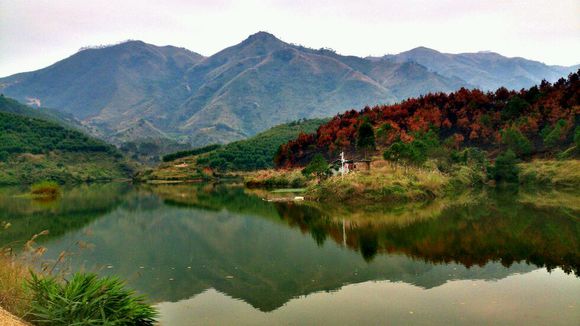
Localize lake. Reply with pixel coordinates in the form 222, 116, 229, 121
0, 183, 578, 325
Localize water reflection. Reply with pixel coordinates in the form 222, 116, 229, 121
0, 183, 578, 316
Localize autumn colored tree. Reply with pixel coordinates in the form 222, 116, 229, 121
274, 70, 580, 168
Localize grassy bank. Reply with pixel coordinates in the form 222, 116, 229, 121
0, 152, 132, 185
519, 159, 580, 188
245, 159, 579, 204
306, 160, 450, 203
135, 155, 211, 182
244, 169, 309, 188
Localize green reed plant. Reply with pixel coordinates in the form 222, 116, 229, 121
26, 272, 157, 325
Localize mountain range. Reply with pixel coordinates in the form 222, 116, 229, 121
1, 32, 577, 146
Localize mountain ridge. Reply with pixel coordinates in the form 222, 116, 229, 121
1, 32, 577, 147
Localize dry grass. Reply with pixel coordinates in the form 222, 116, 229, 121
30, 181, 61, 199
519, 159, 580, 188
137, 156, 210, 182
308, 160, 449, 203
244, 169, 309, 188
0, 254, 31, 320
518, 189, 580, 212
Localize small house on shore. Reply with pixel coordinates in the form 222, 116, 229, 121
329, 152, 371, 176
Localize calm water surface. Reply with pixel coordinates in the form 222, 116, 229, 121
0, 183, 578, 325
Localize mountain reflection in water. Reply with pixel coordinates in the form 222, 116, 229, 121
0, 183, 577, 319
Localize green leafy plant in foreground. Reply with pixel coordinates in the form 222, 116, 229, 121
26, 272, 157, 325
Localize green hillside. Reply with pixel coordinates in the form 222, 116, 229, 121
140, 118, 327, 181
196, 118, 328, 171
0, 94, 83, 129
0, 99, 132, 184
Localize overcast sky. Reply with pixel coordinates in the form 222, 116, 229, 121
1, 0, 578, 77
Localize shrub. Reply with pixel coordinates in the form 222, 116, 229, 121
302, 154, 328, 178
383, 130, 440, 166
501, 127, 533, 157
541, 119, 569, 149
30, 181, 61, 199
26, 272, 157, 325
491, 150, 519, 183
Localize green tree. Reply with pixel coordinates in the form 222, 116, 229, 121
357, 121, 375, 158
383, 139, 425, 166
501, 127, 532, 157
491, 150, 519, 183
541, 119, 568, 149
302, 154, 328, 179
502, 96, 529, 121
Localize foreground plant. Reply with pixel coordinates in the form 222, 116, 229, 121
26, 272, 157, 325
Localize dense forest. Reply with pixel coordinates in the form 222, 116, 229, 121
0, 94, 82, 130
0, 98, 131, 184
275, 70, 580, 167
0, 111, 117, 160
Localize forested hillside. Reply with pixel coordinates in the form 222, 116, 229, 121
0, 112, 114, 156
196, 118, 328, 171
0, 98, 132, 184
276, 70, 580, 167
0, 95, 83, 130
141, 119, 327, 181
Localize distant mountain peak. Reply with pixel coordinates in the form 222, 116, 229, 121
405, 46, 441, 54
241, 31, 285, 48
247, 31, 278, 41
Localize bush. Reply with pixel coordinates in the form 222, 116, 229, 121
383, 130, 440, 166
491, 150, 519, 183
541, 119, 569, 149
26, 272, 157, 325
30, 181, 61, 199
302, 154, 328, 178
501, 127, 533, 157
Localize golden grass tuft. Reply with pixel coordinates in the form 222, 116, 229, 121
244, 169, 309, 188
30, 181, 61, 199
0, 254, 31, 319
519, 159, 580, 188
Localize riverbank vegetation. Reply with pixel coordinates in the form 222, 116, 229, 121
260, 71, 580, 201
30, 181, 61, 200
275, 71, 579, 168
0, 220, 157, 325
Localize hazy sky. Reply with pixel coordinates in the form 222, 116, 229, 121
1, 0, 579, 77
